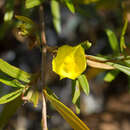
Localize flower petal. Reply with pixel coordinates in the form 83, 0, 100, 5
52, 45, 86, 80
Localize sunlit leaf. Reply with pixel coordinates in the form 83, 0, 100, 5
106, 29, 119, 53
104, 70, 119, 82
120, 18, 128, 52
0, 59, 31, 83
86, 55, 130, 76
78, 74, 89, 96
86, 55, 130, 63
107, 62, 130, 76
0, 96, 23, 129
4, 0, 14, 21
25, 0, 44, 9
72, 80, 80, 104
30, 90, 39, 107
51, 0, 61, 33
52, 45, 86, 80
72, 80, 81, 114
0, 88, 23, 104
124, 59, 130, 67
22, 89, 39, 107
0, 73, 25, 88
74, 98, 80, 114
44, 90, 89, 130
15, 15, 35, 25
64, 0, 75, 13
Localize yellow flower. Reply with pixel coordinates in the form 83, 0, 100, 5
52, 45, 87, 80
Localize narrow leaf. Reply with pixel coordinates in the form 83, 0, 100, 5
86, 55, 130, 76
72, 80, 80, 104
120, 18, 128, 52
86, 55, 130, 63
107, 62, 130, 76
44, 90, 89, 130
51, 0, 61, 33
0, 96, 23, 129
104, 70, 119, 82
0, 88, 23, 104
4, 0, 14, 21
74, 97, 80, 114
0, 73, 25, 88
64, 0, 75, 13
78, 74, 90, 96
15, 15, 35, 25
25, 0, 44, 9
106, 29, 119, 53
30, 90, 39, 107
72, 80, 80, 114
0, 59, 31, 83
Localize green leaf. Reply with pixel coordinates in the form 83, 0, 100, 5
78, 74, 90, 96
0, 96, 23, 129
124, 59, 130, 67
0, 59, 31, 83
25, 0, 44, 9
104, 70, 119, 82
4, 0, 14, 21
86, 55, 130, 76
120, 18, 128, 52
107, 62, 130, 76
15, 15, 35, 25
29, 90, 39, 107
74, 97, 80, 114
0, 88, 23, 104
106, 29, 119, 53
72, 80, 80, 104
44, 90, 89, 130
0, 73, 25, 88
87, 55, 130, 63
72, 80, 80, 114
64, 0, 75, 13
51, 0, 61, 34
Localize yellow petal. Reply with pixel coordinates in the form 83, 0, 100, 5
52, 45, 87, 80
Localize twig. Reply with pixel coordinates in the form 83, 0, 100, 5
39, 5, 46, 45
39, 4, 47, 130
42, 92, 47, 130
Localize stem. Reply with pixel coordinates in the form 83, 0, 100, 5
39, 4, 47, 130
39, 5, 46, 45
42, 92, 47, 130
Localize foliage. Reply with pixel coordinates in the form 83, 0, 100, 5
0, 0, 130, 129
